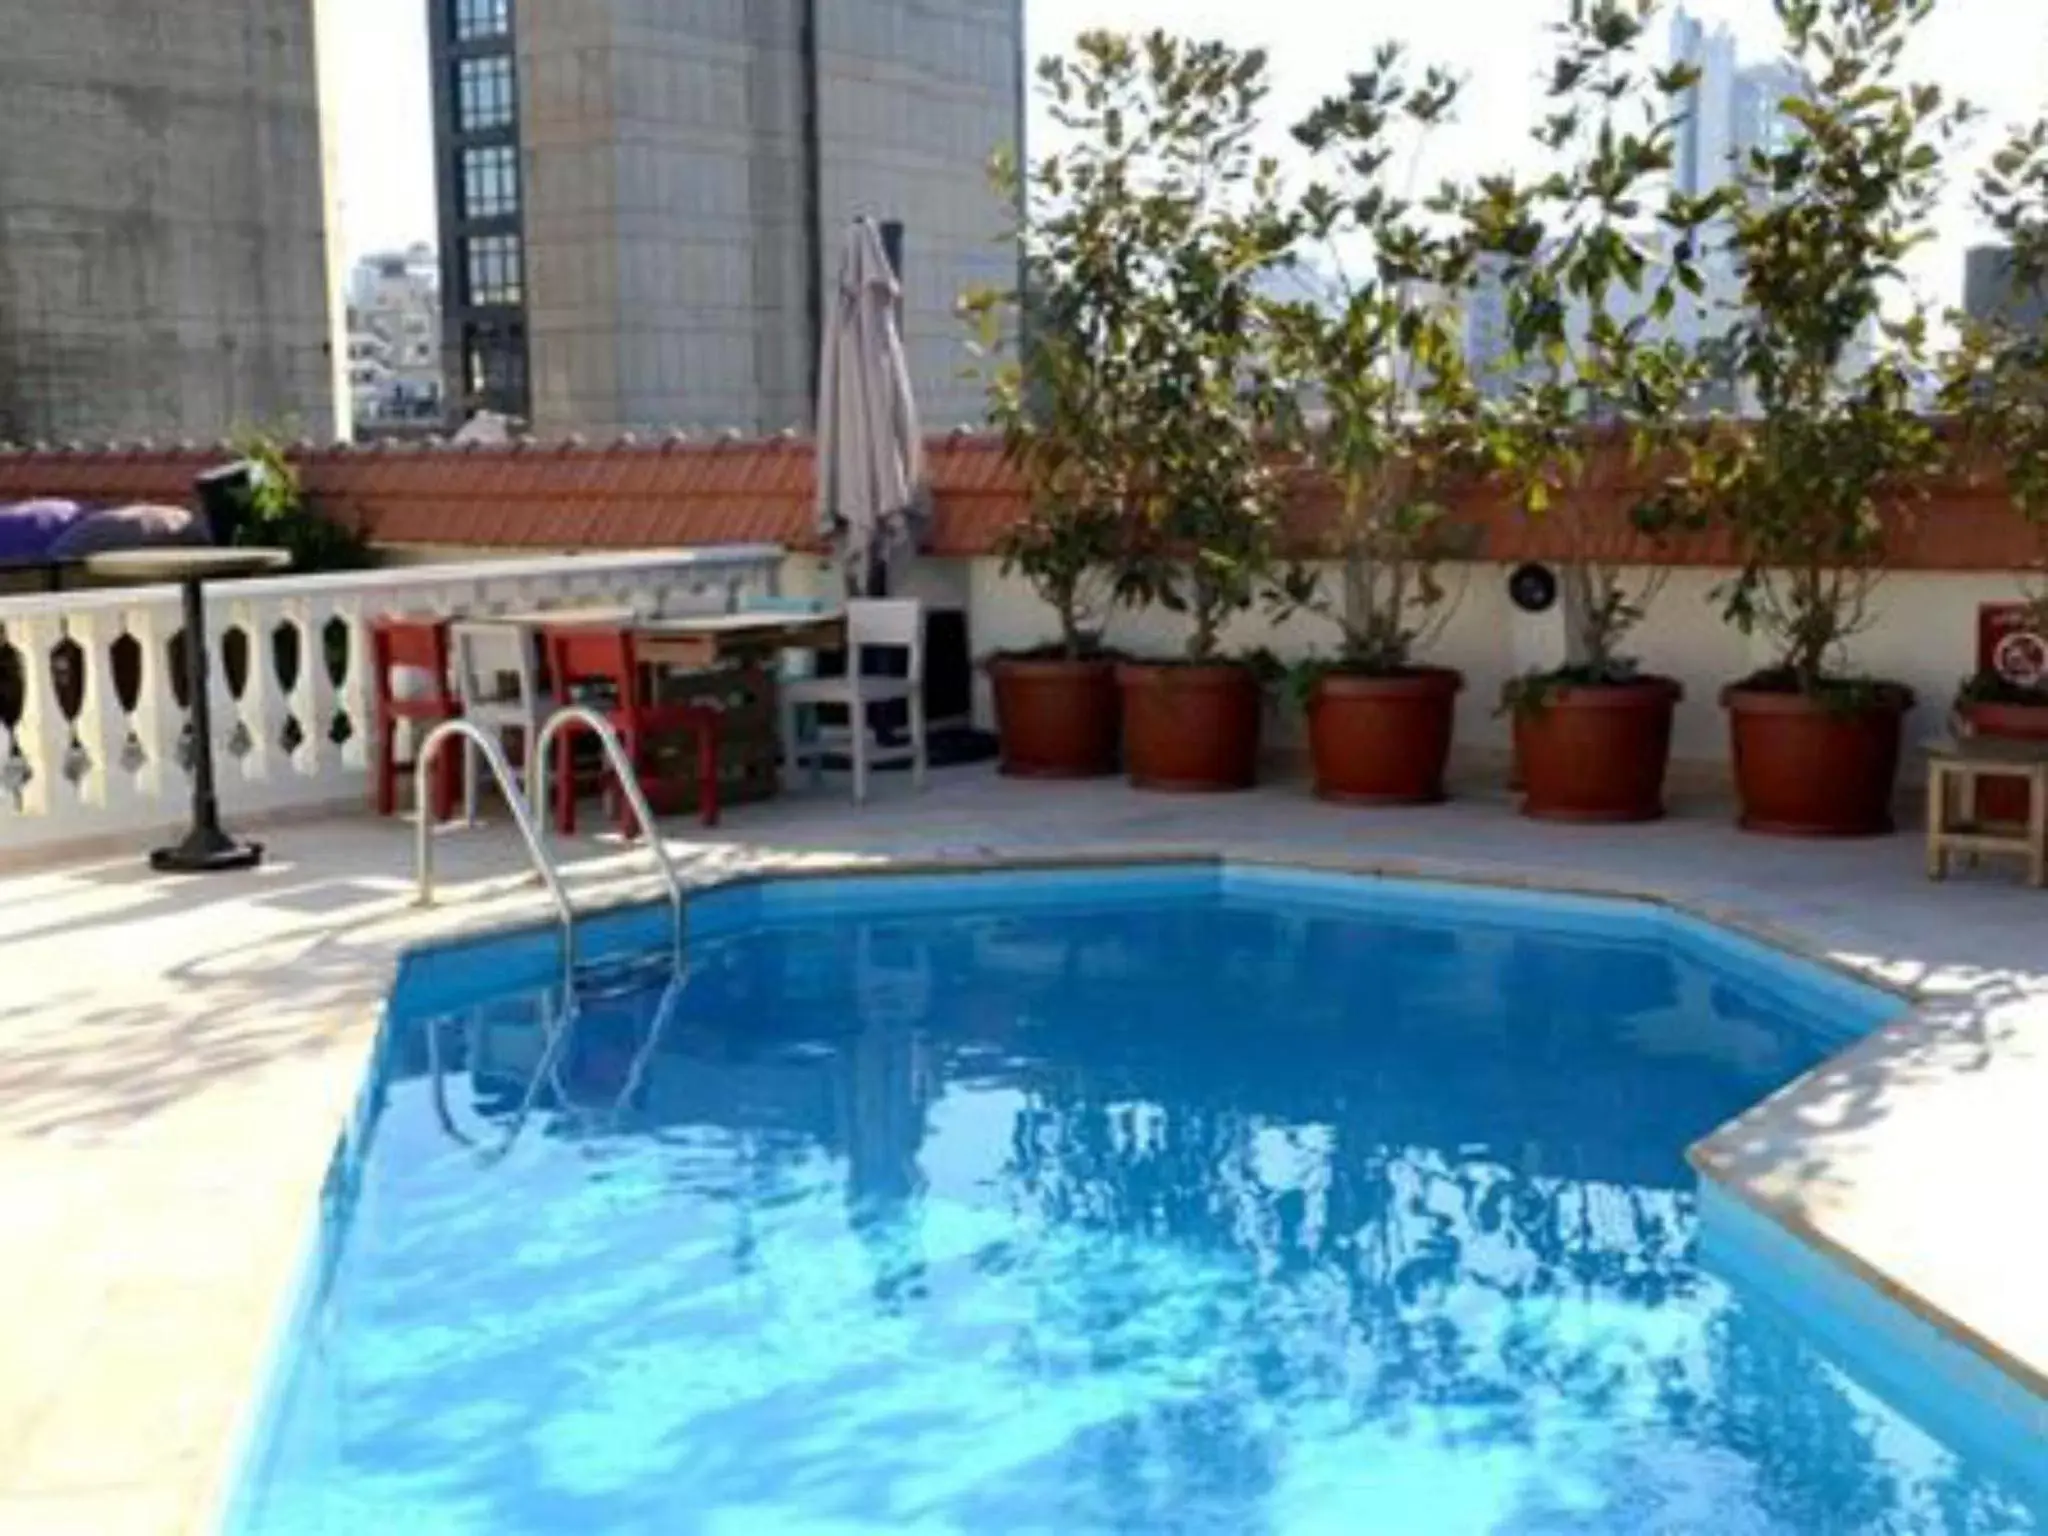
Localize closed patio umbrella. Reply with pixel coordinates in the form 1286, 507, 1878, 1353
816, 217, 929, 596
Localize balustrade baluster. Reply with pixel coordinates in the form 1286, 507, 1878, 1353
7, 614, 69, 823
209, 597, 253, 793
125, 601, 185, 803
333, 598, 373, 771
289, 595, 338, 780
0, 545, 785, 852
67, 611, 129, 813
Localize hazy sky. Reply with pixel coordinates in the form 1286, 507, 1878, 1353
332, 0, 2046, 307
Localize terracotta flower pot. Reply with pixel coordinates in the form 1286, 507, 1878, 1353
1117, 661, 1262, 792
989, 655, 1120, 779
1514, 676, 1682, 823
1723, 683, 1914, 837
1959, 699, 2048, 824
1307, 667, 1463, 805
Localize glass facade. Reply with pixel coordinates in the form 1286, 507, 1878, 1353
464, 324, 528, 401
461, 145, 519, 220
436, 0, 528, 420
452, 0, 509, 43
465, 235, 523, 307
457, 55, 514, 132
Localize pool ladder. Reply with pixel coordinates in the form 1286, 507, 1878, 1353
413, 708, 688, 993
424, 961, 688, 1164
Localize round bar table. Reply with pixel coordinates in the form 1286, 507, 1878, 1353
84, 547, 291, 872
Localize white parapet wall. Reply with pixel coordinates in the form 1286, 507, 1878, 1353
961, 556, 2034, 794
0, 546, 782, 861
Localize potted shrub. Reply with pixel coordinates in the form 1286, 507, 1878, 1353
229, 429, 370, 572
1464, 0, 1721, 822
1266, 48, 1484, 803
1062, 32, 1294, 793
983, 511, 1123, 778
1943, 119, 2048, 820
961, 114, 1146, 778
1683, 0, 1969, 836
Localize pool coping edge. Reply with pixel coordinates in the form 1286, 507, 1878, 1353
199, 839, 2035, 1530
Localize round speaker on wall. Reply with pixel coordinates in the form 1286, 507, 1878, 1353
1508, 562, 1559, 615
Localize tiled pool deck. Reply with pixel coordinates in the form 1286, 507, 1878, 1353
3, 766, 2046, 1532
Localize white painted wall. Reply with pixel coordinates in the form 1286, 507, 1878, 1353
377, 543, 2020, 798
954, 556, 2032, 793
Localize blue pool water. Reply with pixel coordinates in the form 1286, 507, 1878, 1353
230, 866, 2047, 1534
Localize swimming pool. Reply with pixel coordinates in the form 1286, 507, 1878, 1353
227, 864, 2048, 1533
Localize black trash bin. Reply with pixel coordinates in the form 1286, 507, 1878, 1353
193, 461, 257, 546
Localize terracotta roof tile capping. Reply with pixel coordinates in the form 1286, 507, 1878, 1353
0, 429, 2026, 569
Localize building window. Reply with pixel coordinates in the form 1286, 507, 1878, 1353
456, 55, 514, 132
464, 324, 528, 408
452, 0, 509, 42
460, 145, 519, 220
465, 234, 523, 306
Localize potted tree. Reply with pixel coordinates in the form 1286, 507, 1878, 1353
1266, 47, 1484, 804
983, 499, 1123, 779
1685, 0, 1968, 836
1082, 32, 1295, 793
1943, 119, 2048, 820
1465, 0, 1720, 822
961, 113, 1145, 778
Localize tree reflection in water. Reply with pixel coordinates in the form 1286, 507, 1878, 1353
278, 891, 2039, 1535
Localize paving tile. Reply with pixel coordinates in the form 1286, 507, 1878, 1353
0, 1488, 192, 1536
3, 766, 2046, 1521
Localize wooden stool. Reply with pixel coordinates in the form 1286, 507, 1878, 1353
1925, 737, 2048, 887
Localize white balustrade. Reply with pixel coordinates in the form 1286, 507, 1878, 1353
0, 545, 783, 857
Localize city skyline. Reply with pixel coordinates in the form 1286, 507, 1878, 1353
337, 0, 2047, 319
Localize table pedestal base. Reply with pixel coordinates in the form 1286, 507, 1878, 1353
150, 823, 264, 873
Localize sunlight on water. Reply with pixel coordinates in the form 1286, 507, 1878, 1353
231, 881, 2045, 1535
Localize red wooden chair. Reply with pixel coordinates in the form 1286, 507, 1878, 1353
543, 624, 723, 837
370, 615, 461, 820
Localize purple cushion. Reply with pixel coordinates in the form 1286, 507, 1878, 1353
0, 499, 88, 563
47, 504, 209, 561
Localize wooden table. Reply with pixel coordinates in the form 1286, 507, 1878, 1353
501, 608, 848, 670
84, 546, 291, 872
498, 609, 847, 808
1925, 735, 2048, 887
0, 554, 89, 593
627, 611, 846, 670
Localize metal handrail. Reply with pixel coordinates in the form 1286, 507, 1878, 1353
425, 996, 581, 1166
545, 963, 687, 1129
415, 718, 580, 991
428, 960, 686, 1162
531, 704, 687, 976
412, 707, 691, 1164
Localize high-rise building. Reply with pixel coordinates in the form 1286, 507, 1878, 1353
1669, 6, 1805, 381
1671, 11, 1803, 202
0, 0, 339, 443
1452, 13, 1801, 409
348, 245, 445, 430
1965, 244, 2048, 332
427, 0, 1024, 436
1460, 250, 1567, 402
1457, 244, 1680, 407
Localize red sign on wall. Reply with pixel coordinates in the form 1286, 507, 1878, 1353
1979, 602, 2048, 685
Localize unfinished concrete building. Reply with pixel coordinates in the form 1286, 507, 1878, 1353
0, 0, 339, 444
429, 0, 1023, 435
